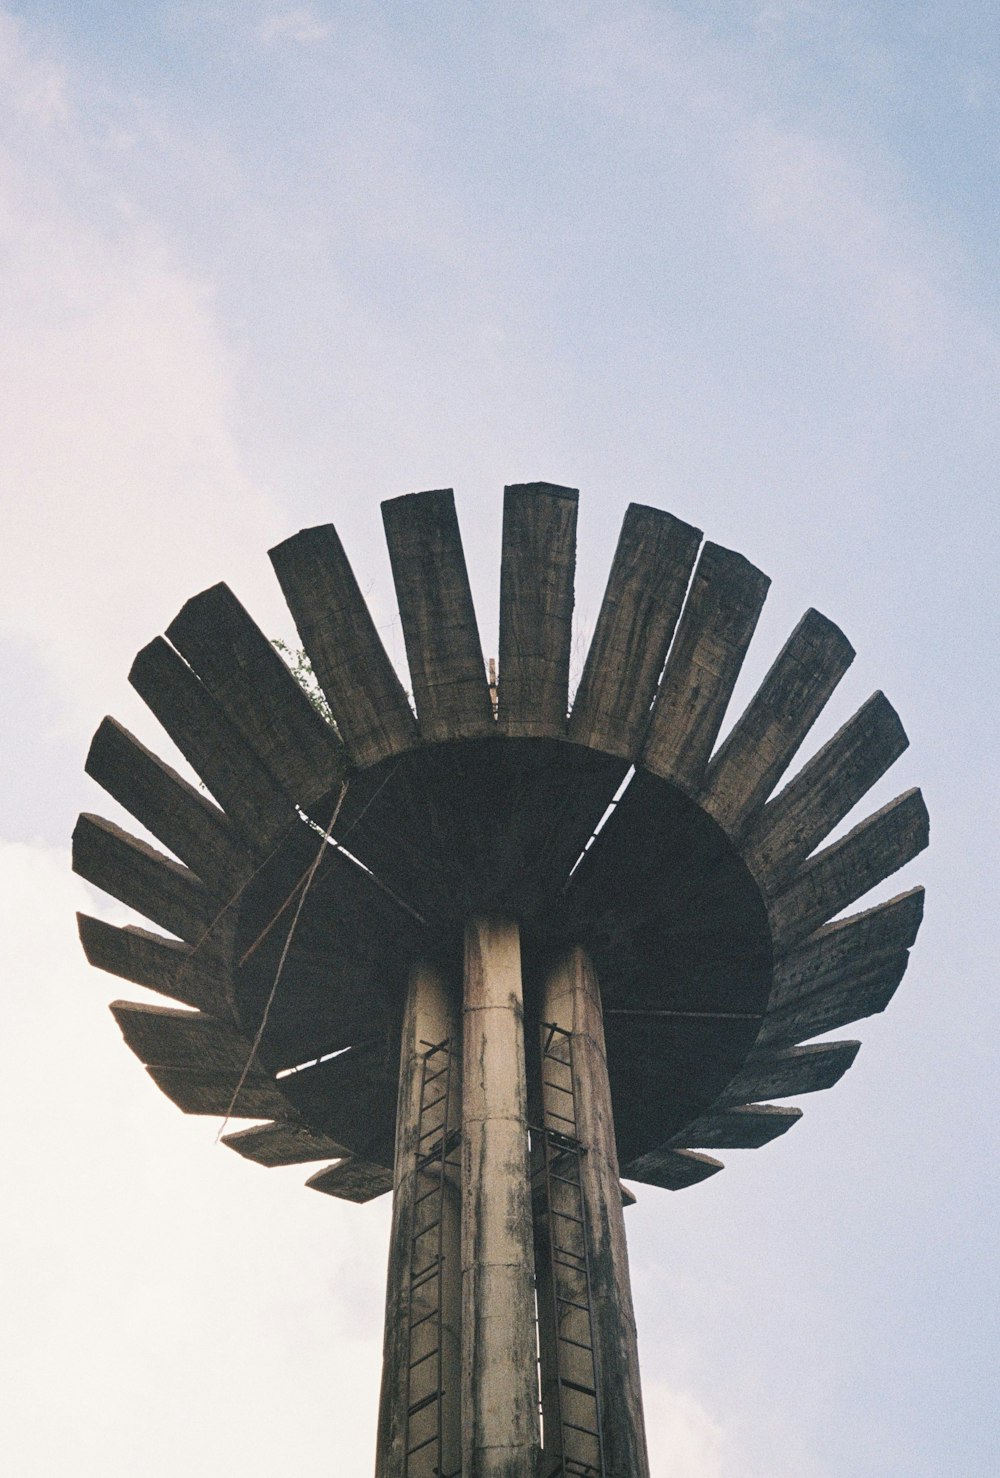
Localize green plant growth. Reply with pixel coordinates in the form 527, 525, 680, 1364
272, 637, 333, 723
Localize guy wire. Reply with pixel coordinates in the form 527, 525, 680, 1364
215, 781, 348, 1141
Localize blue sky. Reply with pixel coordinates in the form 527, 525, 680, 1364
0, 4, 997, 1474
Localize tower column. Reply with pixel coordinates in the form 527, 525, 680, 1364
462, 918, 540, 1477
540, 945, 651, 1478
376, 960, 462, 1478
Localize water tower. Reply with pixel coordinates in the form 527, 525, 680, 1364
75, 484, 927, 1475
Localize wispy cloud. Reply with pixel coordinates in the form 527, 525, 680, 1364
726, 119, 959, 372
542, 0, 992, 375
0, 18, 285, 745
258, 7, 331, 45
0, 10, 68, 124
644, 1381, 726, 1477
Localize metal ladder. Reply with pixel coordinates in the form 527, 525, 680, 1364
404, 1037, 461, 1478
533, 1022, 608, 1478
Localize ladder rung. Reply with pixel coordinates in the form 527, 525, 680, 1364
563, 1420, 600, 1437
559, 1376, 596, 1396
551, 1233, 585, 1251
553, 1270, 589, 1289
553, 1249, 588, 1268
551, 1207, 585, 1225
554, 1267, 591, 1287
558, 1333, 595, 1352
409, 1308, 437, 1331
408, 1345, 439, 1370
540, 1128, 583, 1150
416, 1143, 447, 1163
549, 1171, 583, 1188
416, 1147, 445, 1166
546, 1155, 582, 1172
555, 1293, 591, 1312
417, 1147, 446, 1164
406, 1432, 439, 1456
418, 1125, 461, 1149
407, 1390, 440, 1418
543, 1078, 574, 1095
410, 1261, 442, 1290
411, 1221, 440, 1242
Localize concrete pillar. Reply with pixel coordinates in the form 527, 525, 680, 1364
540, 945, 650, 1478
461, 918, 540, 1477
376, 960, 462, 1478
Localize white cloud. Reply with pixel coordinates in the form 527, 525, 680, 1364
0, 17, 287, 750
726, 120, 958, 371
1, 838, 389, 1475
645, 1381, 727, 1477
258, 8, 331, 44
0, 10, 68, 124
543, 1, 988, 376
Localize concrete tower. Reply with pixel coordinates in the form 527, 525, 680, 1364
75, 484, 928, 1476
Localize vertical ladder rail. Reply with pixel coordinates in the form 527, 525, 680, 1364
404, 1037, 460, 1478
534, 1022, 609, 1478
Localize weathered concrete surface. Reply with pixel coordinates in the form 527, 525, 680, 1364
166, 580, 348, 810
270, 522, 419, 768
382, 489, 494, 743
85, 490, 928, 1217
641, 541, 770, 793
462, 919, 540, 1476
497, 483, 578, 740
376, 961, 461, 1478
541, 946, 651, 1478
700, 607, 854, 837
568, 502, 701, 758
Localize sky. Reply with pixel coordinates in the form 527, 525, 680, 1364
0, 3, 997, 1473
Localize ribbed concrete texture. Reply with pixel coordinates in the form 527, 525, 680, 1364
462, 919, 540, 1477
